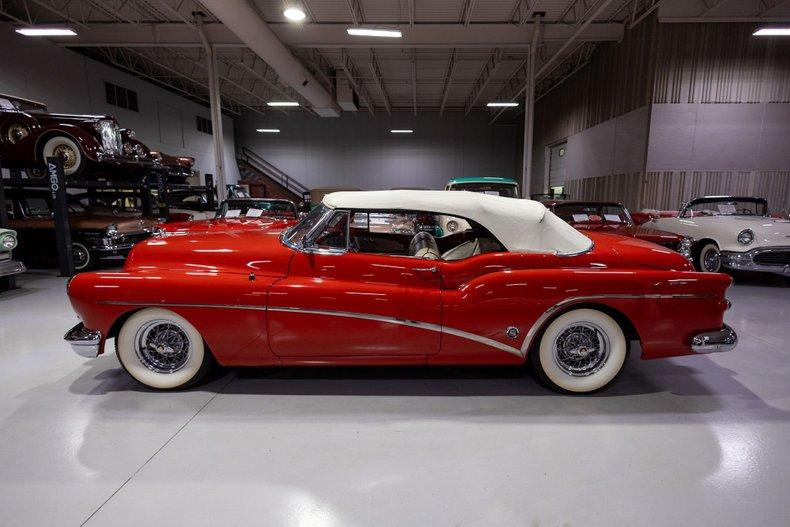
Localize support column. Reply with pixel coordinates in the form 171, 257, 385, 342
197, 17, 227, 202
521, 15, 541, 199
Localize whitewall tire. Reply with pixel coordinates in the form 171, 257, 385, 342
532, 309, 628, 394
72, 241, 93, 271
696, 243, 721, 273
41, 135, 84, 176
116, 308, 212, 390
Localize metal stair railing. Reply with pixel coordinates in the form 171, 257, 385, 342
238, 146, 309, 199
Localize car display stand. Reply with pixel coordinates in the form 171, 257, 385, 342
1, 159, 171, 278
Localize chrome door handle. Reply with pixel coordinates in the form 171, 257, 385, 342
413, 266, 438, 273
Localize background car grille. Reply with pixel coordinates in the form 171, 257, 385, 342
753, 250, 790, 266
120, 232, 152, 245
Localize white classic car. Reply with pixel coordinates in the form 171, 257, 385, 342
645, 196, 790, 275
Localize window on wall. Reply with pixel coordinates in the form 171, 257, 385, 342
196, 116, 212, 135
105, 82, 138, 112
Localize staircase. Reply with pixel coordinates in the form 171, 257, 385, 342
236, 147, 309, 204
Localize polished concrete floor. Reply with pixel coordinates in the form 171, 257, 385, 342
1, 270, 789, 526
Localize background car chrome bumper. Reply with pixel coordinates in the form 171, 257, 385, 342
721, 248, 790, 275
691, 324, 737, 353
0, 259, 26, 277
64, 323, 102, 358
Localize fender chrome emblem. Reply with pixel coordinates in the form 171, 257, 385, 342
506, 326, 519, 339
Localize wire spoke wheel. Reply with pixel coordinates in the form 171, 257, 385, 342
134, 320, 192, 373
52, 143, 78, 170
552, 322, 611, 377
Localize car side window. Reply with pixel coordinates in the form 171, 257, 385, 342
309, 210, 350, 251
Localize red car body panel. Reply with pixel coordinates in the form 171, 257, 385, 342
68, 227, 732, 368
160, 217, 296, 232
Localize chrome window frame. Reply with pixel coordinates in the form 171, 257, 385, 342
303, 209, 351, 255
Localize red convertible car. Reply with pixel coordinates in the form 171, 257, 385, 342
545, 200, 693, 261
66, 191, 736, 393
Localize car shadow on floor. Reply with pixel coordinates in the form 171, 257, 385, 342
64, 350, 790, 424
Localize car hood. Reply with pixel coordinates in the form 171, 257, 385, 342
162, 217, 295, 233
10, 213, 156, 232
125, 228, 294, 277
29, 111, 112, 124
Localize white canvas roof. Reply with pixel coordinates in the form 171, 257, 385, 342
323, 190, 592, 255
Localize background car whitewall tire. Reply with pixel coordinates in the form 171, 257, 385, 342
71, 241, 93, 271
531, 308, 628, 394
41, 135, 85, 177
116, 308, 213, 390
695, 242, 721, 273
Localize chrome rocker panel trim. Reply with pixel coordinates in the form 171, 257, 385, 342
691, 324, 737, 353
64, 323, 102, 358
0, 259, 26, 277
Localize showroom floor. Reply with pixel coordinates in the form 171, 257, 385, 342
1, 270, 789, 526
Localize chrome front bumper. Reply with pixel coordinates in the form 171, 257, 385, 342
0, 259, 26, 277
721, 248, 790, 276
64, 323, 102, 358
691, 324, 737, 353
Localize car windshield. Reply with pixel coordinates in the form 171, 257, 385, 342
283, 204, 327, 247
682, 198, 767, 217
553, 203, 631, 225
219, 199, 297, 219
449, 182, 519, 198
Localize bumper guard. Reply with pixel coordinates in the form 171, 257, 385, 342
691, 324, 737, 354
64, 323, 102, 358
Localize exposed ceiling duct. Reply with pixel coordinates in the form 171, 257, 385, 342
198, 0, 341, 117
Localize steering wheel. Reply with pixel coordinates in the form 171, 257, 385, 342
736, 208, 753, 215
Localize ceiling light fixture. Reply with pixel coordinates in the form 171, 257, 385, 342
267, 101, 299, 107
487, 102, 519, 107
256, 129, 281, 133
15, 27, 77, 36
390, 129, 413, 133
347, 28, 402, 38
753, 27, 790, 36
283, 6, 306, 21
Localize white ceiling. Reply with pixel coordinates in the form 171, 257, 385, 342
1, 0, 788, 120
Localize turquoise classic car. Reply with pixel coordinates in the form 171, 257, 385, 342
444, 176, 520, 198
0, 227, 26, 278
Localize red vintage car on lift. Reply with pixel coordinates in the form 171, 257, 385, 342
544, 200, 694, 262
65, 191, 736, 393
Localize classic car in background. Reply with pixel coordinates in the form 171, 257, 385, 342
645, 196, 790, 275
6, 189, 157, 271
0, 93, 148, 178
121, 129, 196, 181
160, 197, 299, 234
67, 190, 735, 393
545, 200, 693, 262
444, 176, 519, 198
164, 187, 218, 222
0, 227, 26, 279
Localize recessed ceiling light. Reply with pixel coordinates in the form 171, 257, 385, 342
267, 101, 299, 107
487, 102, 519, 107
283, 7, 306, 21
347, 28, 402, 38
753, 27, 790, 36
15, 27, 77, 36
390, 129, 413, 133
256, 129, 281, 133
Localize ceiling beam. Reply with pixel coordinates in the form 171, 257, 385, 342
464, 49, 502, 114
411, 49, 418, 116
461, 0, 478, 26
368, 50, 391, 115
345, 0, 364, 25
51, 22, 624, 48
439, 49, 458, 115
339, 48, 375, 115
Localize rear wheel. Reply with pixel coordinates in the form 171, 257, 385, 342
116, 308, 213, 390
531, 309, 628, 394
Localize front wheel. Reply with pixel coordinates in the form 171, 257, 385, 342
72, 241, 94, 271
531, 309, 628, 394
695, 242, 721, 273
41, 135, 85, 177
116, 308, 213, 390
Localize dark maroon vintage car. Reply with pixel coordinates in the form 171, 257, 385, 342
544, 200, 694, 261
120, 128, 195, 181
0, 93, 147, 178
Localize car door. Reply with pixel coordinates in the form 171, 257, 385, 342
267, 209, 442, 358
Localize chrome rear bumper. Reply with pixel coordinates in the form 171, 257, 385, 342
691, 324, 737, 353
64, 323, 102, 358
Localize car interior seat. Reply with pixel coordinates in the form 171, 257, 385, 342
407, 231, 440, 259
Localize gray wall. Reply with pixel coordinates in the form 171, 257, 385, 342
0, 23, 240, 183
236, 111, 519, 191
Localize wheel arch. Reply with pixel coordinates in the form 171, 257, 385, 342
34, 128, 97, 163
524, 301, 640, 358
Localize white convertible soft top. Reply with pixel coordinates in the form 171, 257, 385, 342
323, 190, 592, 255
